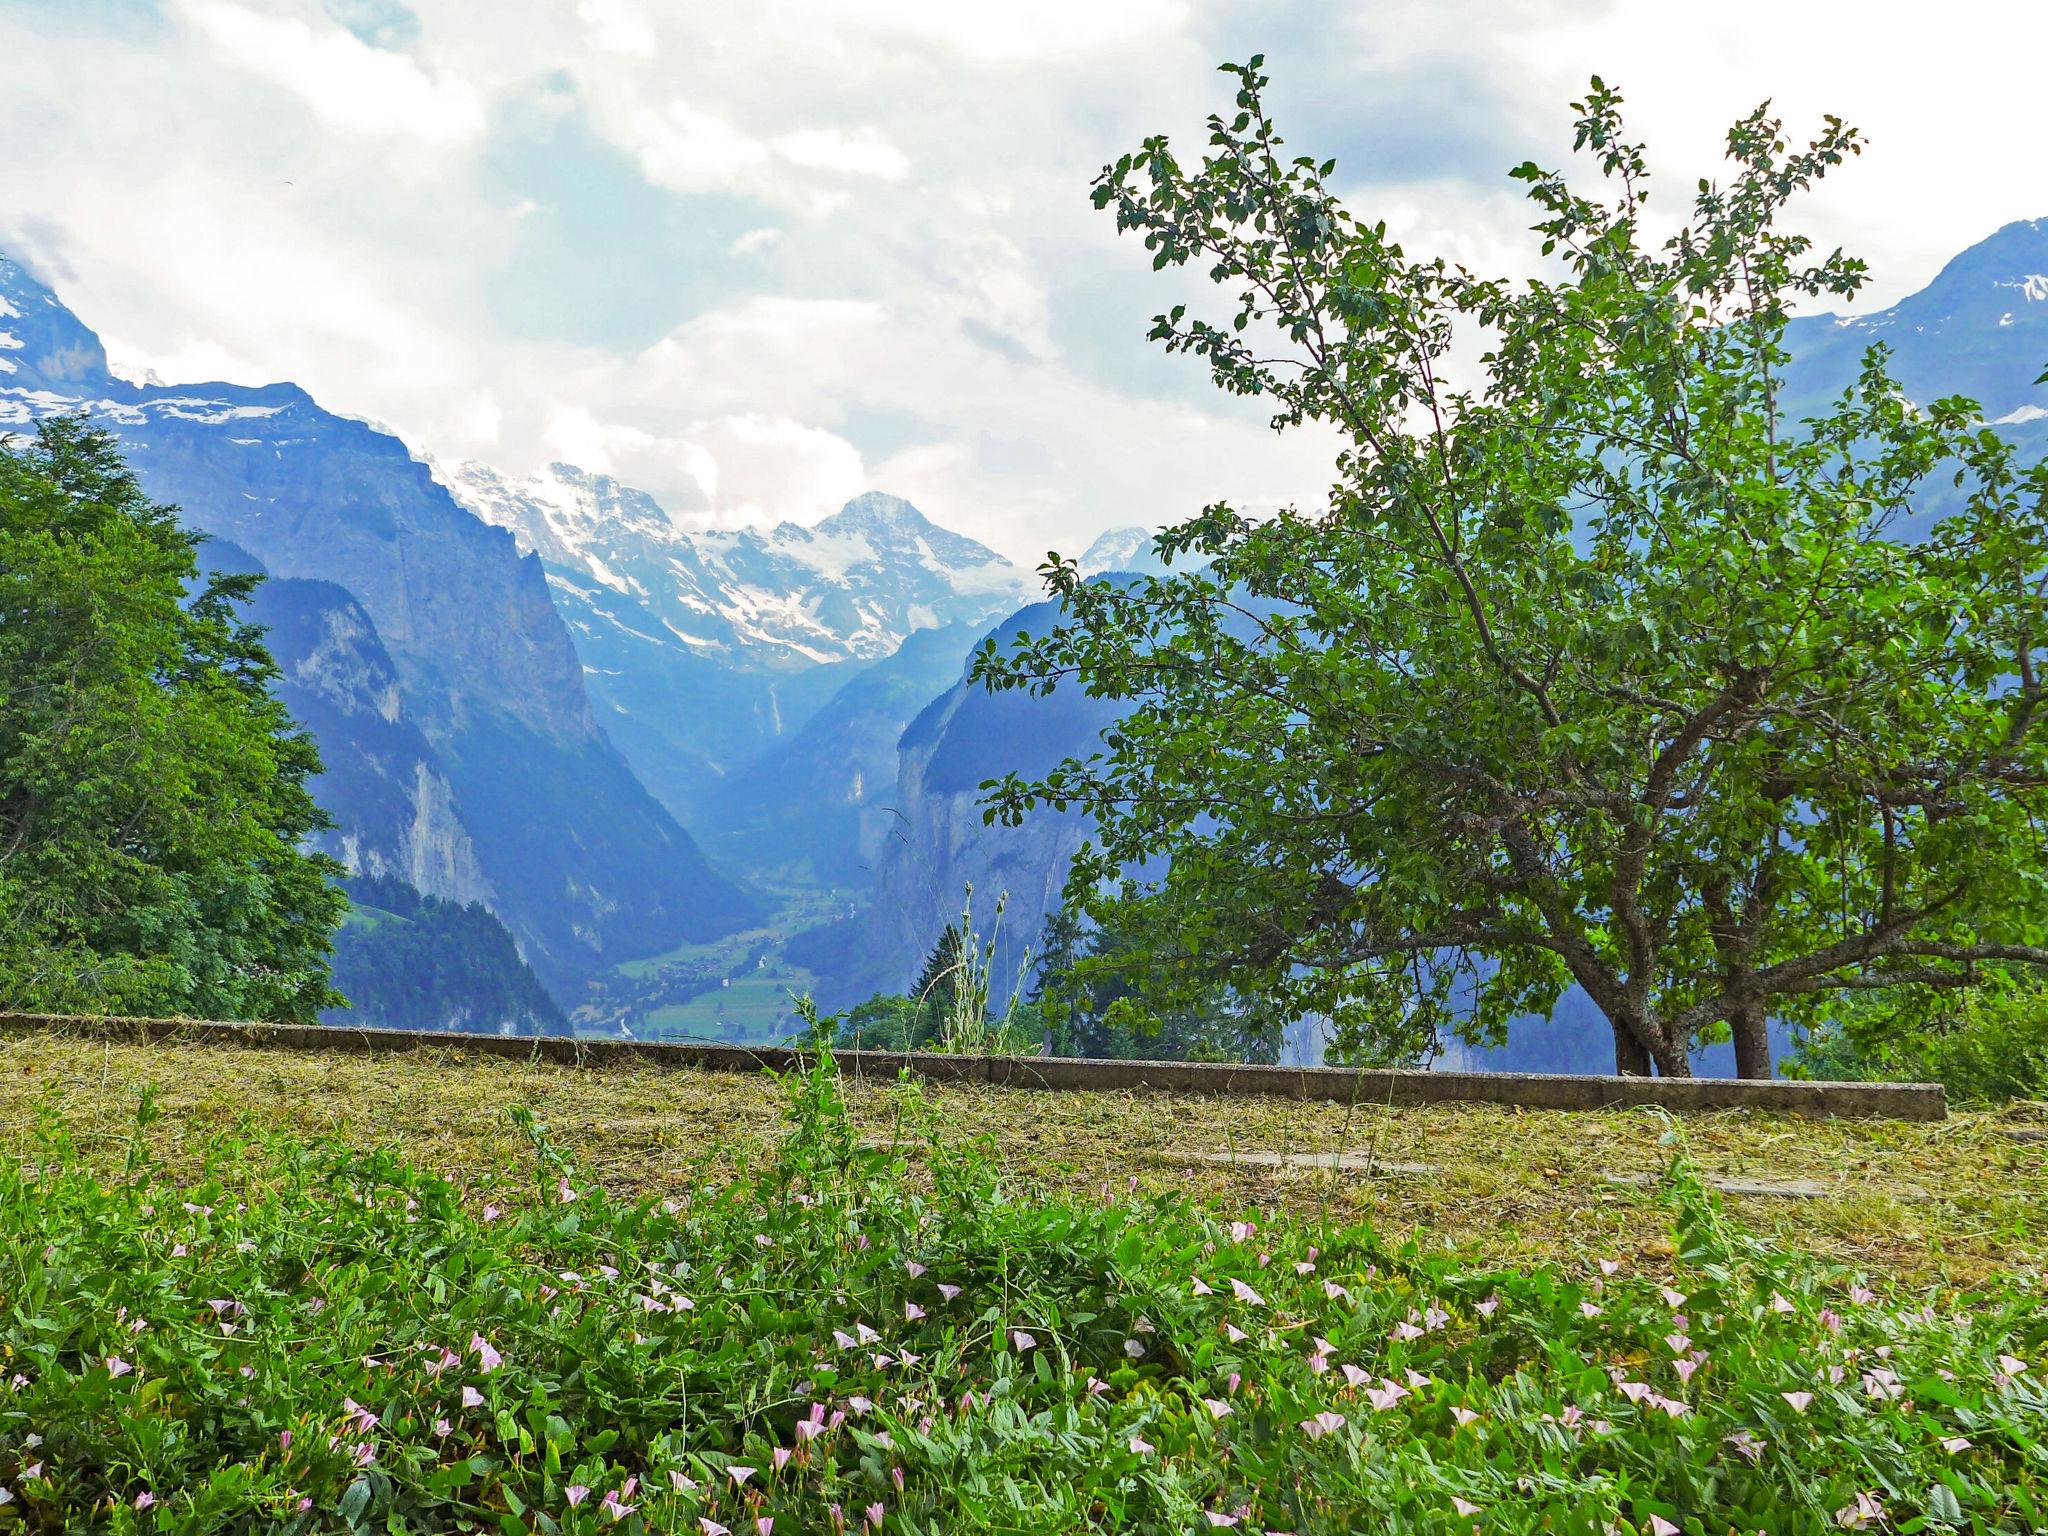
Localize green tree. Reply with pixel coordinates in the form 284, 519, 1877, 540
0, 417, 345, 1021
909, 921, 967, 1039
1791, 979, 2048, 1104
328, 876, 562, 1034
1028, 906, 1272, 1063
830, 992, 925, 1052
977, 63, 2048, 1078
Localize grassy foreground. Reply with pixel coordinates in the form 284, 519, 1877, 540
0, 1035, 2044, 1531
1, 1031, 2043, 1286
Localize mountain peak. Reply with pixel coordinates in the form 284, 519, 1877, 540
810, 490, 1015, 578
1781, 214, 2048, 424
1920, 215, 2048, 300
819, 491, 935, 533
1078, 525, 1167, 576
0, 252, 111, 388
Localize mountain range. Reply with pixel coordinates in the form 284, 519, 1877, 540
434, 462, 1028, 819
6, 215, 2043, 1052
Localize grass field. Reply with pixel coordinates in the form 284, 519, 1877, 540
638, 974, 813, 1044
2, 1028, 2041, 1286
2, 1026, 2044, 1532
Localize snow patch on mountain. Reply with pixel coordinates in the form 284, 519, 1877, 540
1078, 525, 1168, 576
434, 461, 1028, 666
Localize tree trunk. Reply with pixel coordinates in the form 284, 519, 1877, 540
1654, 1044, 1693, 1078
1610, 1022, 1652, 1076
1731, 1002, 1771, 1080
1648, 1021, 1692, 1078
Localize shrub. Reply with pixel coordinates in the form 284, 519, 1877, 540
1793, 986, 2048, 1105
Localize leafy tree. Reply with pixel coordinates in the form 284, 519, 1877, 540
829, 992, 926, 1052
977, 63, 2048, 1077
1790, 980, 2048, 1104
0, 417, 345, 1021
910, 921, 967, 1035
1028, 905, 1275, 1062
328, 876, 563, 1034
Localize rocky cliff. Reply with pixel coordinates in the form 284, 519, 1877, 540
851, 597, 1125, 1005
219, 550, 494, 910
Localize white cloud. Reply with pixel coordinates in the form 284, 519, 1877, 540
679, 413, 870, 527
622, 99, 772, 194
837, 0, 1191, 63
576, 0, 657, 56
772, 127, 911, 181
544, 404, 655, 476
5, 0, 2043, 570
453, 390, 503, 445
176, 0, 485, 146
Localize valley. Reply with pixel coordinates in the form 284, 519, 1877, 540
5, 217, 2047, 1054
8, 14, 2048, 1529
575, 882, 854, 1043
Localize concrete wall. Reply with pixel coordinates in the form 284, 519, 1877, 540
0, 1013, 1946, 1120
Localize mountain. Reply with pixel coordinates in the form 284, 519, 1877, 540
1783, 216, 2048, 430
435, 461, 1031, 822
220, 545, 496, 909
698, 620, 984, 886
0, 253, 757, 999
440, 463, 1023, 665
1077, 526, 1170, 576
810, 595, 1127, 1007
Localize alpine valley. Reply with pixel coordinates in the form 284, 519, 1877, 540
4, 215, 2044, 1047
0, 251, 1054, 1035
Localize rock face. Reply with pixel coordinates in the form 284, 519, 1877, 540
853, 596, 1127, 1006
699, 620, 983, 887
436, 462, 1029, 818
0, 254, 756, 1000
234, 559, 495, 910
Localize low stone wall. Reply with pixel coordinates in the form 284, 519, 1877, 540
0, 1013, 1947, 1120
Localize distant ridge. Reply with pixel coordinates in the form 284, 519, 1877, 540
434, 459, 1029, 817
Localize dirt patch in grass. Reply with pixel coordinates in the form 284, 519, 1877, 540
0, 1028, 2039, 1286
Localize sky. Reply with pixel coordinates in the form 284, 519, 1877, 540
1, 0, 2043, 561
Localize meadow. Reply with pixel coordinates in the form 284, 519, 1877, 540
1, 1034, 2044, 1531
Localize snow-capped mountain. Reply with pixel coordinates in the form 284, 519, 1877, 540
433, 460, 1031, 819
1077, 525, 1169, 576
1783, 216, 2048, 429
437, 461, 1026, 666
